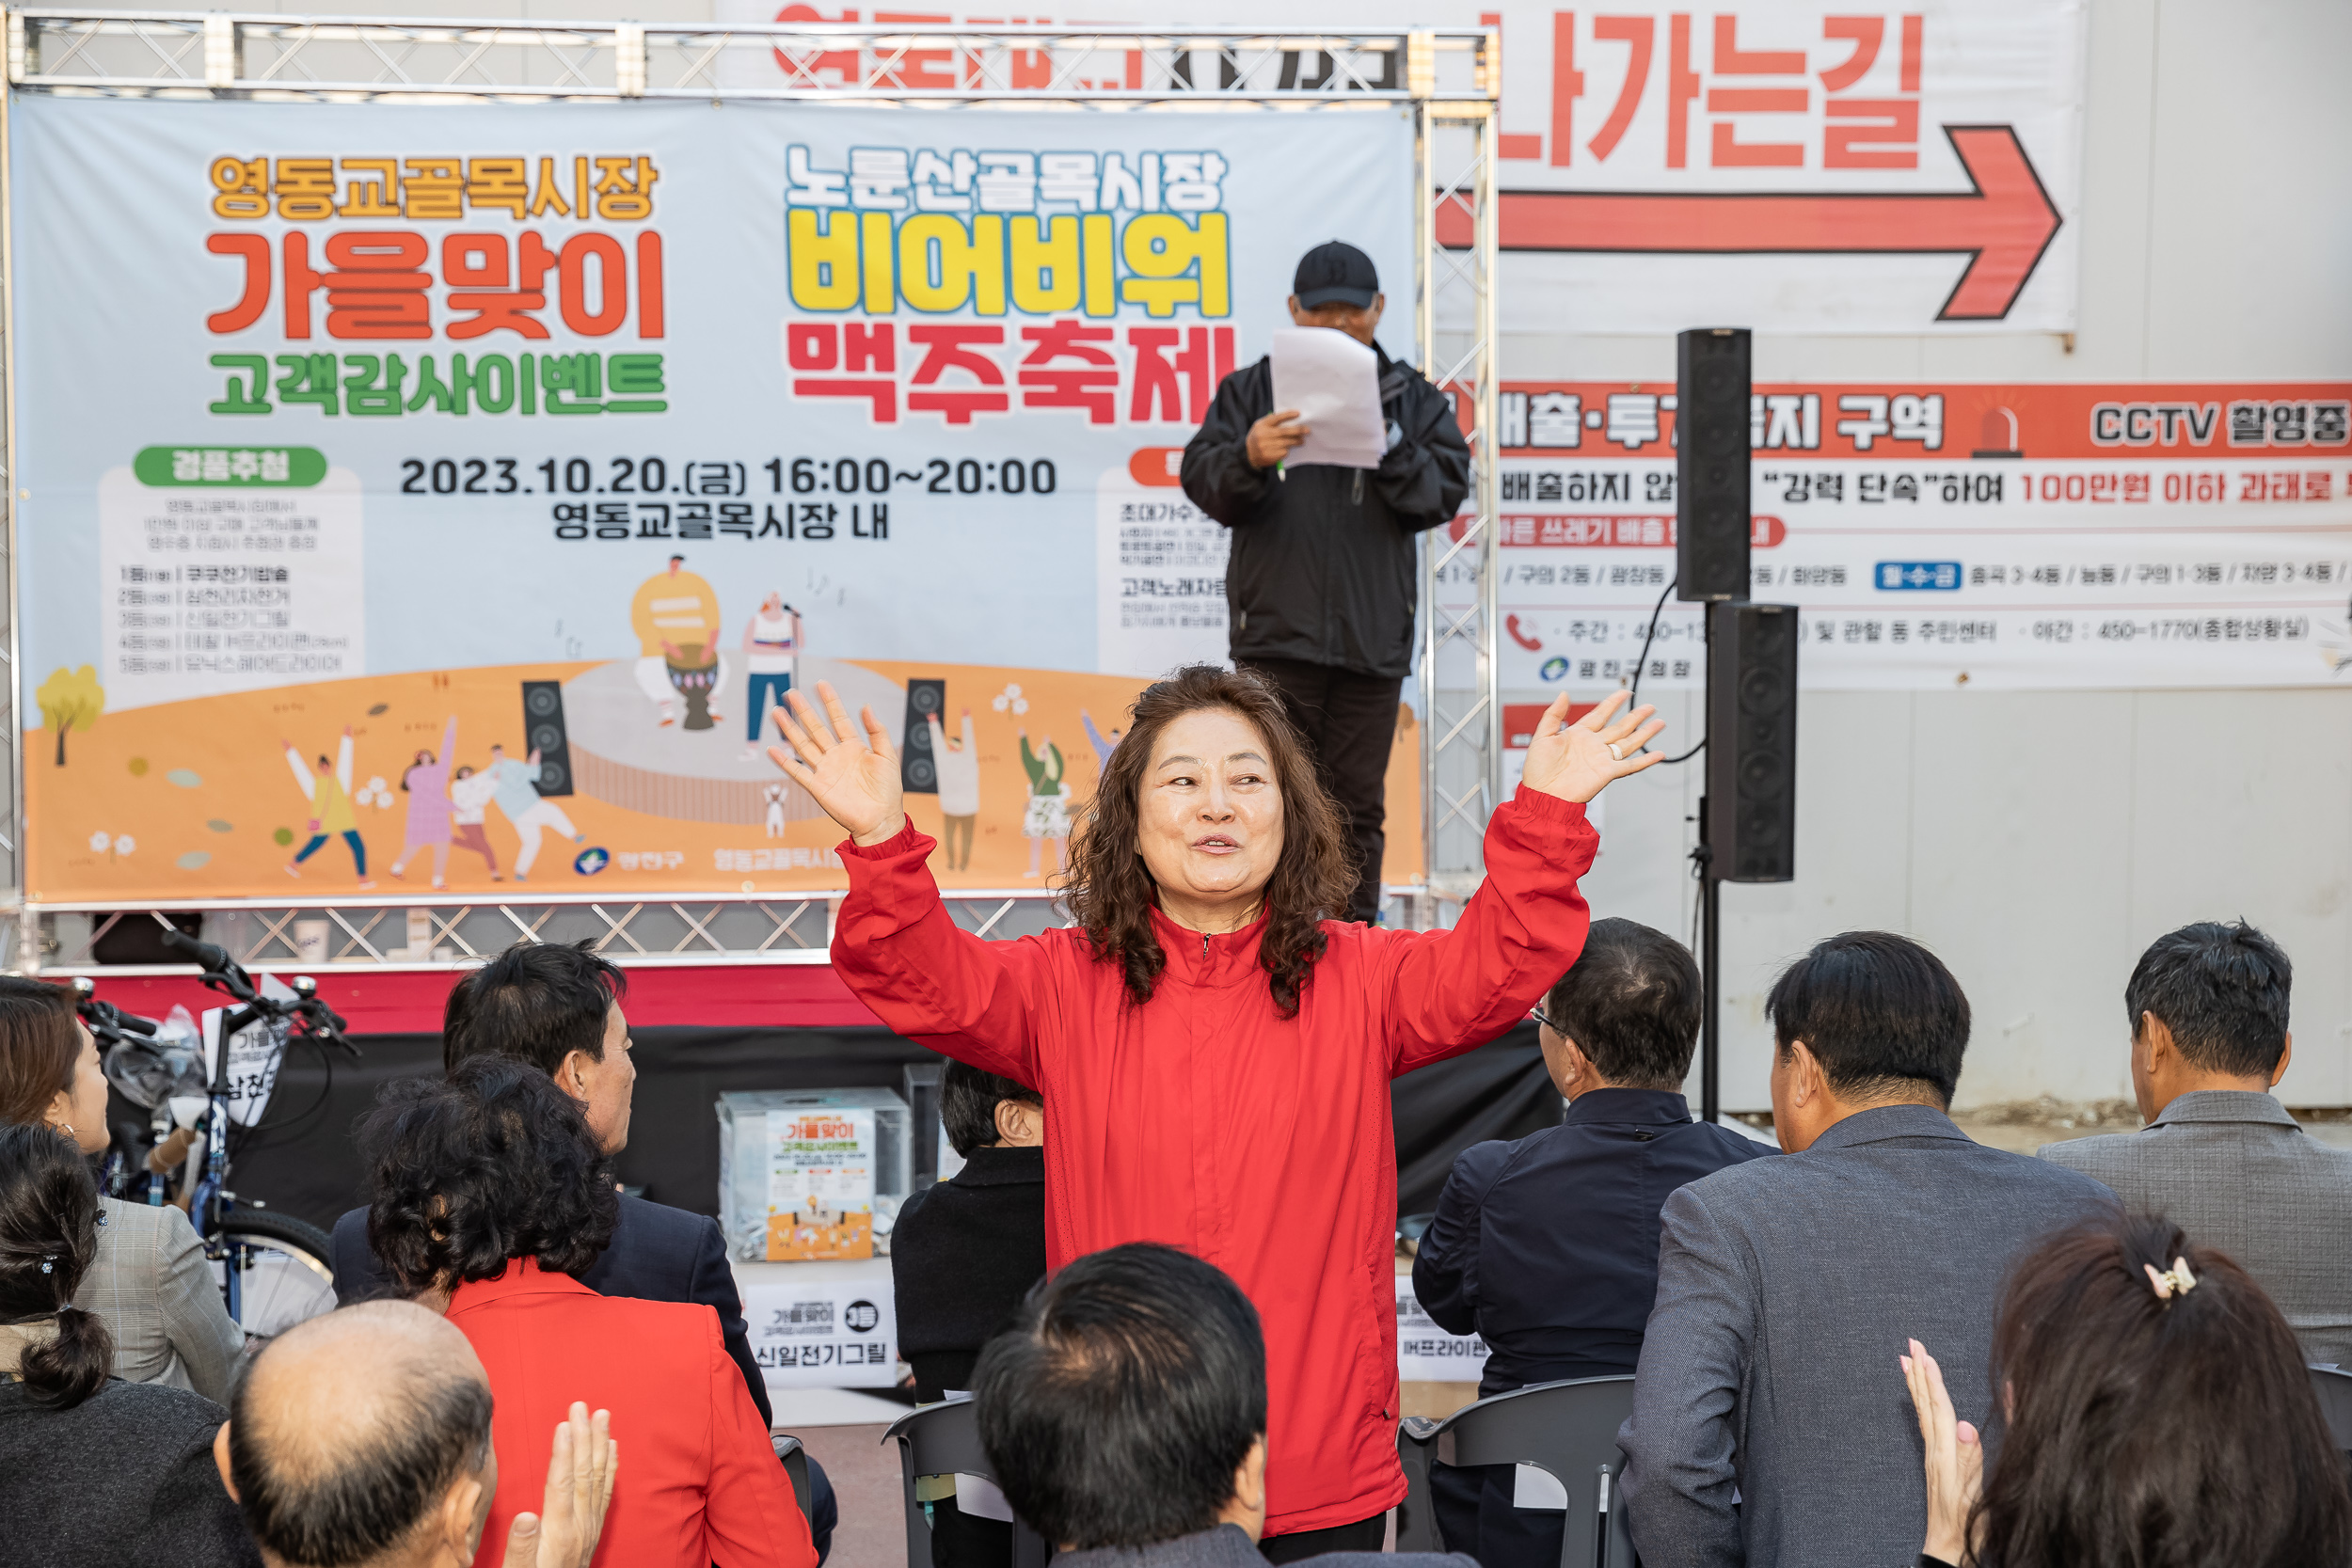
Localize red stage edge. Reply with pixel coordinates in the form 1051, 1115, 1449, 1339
82, 963, 885, 1035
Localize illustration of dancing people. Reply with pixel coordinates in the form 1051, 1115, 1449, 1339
282, 726, 373, 888
928, 707, 980, 872
448, 765, 501, 881
1018, 729, 1068, 879
742, 593, 801, 757
389, 717, 458, 889
628, 555, 727, 729
484, 743, 582, 881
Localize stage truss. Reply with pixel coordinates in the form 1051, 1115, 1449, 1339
0, 10, 1502, 973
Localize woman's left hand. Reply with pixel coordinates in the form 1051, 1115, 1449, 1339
1518, 690, 1664, 804
1902, 1337, 1982, 1566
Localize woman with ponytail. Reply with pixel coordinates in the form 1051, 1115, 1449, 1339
0, 1121, 259, 1565
0, 974, 242, 1399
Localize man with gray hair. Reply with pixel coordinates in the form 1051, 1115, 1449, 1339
212, 1300, 614, 1568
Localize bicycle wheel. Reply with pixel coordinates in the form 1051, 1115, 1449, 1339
215, 1209, 339, 1340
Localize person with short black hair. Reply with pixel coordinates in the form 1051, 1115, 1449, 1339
1619, 930, 2117, 1568
216, 1298, 615, 1568
975, 1243, 1473, 1568
361, 1057, 812, 1568
0, 1121, 257, 1568
330, 943, 763, 1415
1411, 919, 1769, 1568
2041, 919, 2352, 1364
1902, 1214, 2352, 1568
893, 1062, 1049, 1568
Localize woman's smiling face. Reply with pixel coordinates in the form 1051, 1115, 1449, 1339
1135, 706, 1287, 926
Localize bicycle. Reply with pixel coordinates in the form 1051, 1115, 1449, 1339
74, 930, 361, 1339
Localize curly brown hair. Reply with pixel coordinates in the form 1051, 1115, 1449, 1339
1064, 665, 1355, 1017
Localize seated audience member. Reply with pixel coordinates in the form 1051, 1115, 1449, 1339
894, 1061, 1049, 1568
218, 1299, 616, 1568
2040, 920, 2352, 1365
1412, 918, 1771, 1568
974, 1242, 1474, 1568
1619, 931, 2117, 1568
1902, 1215, 2351, 1568
363, 1055, 814, 1568
0, 1122, 256, 1568
0, 975, 242, 1399
329, 942, 837, 1561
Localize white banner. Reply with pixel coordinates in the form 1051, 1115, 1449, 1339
742, 1279, 900, 1389
1397, 1273, 1490, 1384
718, 0, 2086, 332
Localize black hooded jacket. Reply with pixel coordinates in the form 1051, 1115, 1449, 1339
1180, 344, 1470, 678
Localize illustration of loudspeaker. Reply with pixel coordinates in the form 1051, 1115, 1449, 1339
520, 680, 576, 797
900, 677, 945, 794
1704, 602, 1797, 882
1677, 326, 1754, 603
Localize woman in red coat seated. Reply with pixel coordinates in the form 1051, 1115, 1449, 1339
767, 665, 1661, 1557
362, 1055, 814, 1568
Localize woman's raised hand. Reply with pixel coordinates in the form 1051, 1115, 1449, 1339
767, 682, 907, 846
1902, 1338, 1982, 1567
1518, 690, 1665, 804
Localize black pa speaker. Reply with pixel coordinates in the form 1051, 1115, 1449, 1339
1677, 326, 1753, 602
900, 677, 945, 794
520, 679, 575, 797
1705, 601, 1797, 882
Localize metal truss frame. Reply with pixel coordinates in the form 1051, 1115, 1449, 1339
0, 10, 1502, 971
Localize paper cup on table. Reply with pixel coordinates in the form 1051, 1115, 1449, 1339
292, 920, 330, 966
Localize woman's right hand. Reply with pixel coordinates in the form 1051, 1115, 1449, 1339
768, 682, 907, 846
1902, 1338, 1982, 1566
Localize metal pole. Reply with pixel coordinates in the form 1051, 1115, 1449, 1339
1698, 796, 1720, 1123
1472, 105, 1502, 826
1413, 95, 1437, 918
1, 77, 30, 974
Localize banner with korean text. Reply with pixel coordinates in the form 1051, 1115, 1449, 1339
722, 0, 2087, 333
8, 95, 1416, 902
1471, 380, 2352, 699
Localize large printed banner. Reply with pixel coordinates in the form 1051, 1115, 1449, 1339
10, 96, 1414, 902
1462, 380, 2352, 692
720, 0, 2086, 332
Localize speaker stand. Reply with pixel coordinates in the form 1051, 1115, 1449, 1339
1694, 795, 1721, 1124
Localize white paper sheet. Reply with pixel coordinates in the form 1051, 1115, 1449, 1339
1268, 328, 1387, 470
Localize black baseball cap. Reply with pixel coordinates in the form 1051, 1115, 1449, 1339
1294, 241, 1379, 309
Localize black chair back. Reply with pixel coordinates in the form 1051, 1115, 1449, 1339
2311, 1365, 2352, 1453
771, 1433, 812, 1523
1396, 1375, 1639, 1568
883, 1397, 1052, 1568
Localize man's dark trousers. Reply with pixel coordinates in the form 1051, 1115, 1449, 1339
1239, 657, 1398, 925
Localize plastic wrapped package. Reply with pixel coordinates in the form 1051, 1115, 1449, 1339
718, 1087, 912, 1261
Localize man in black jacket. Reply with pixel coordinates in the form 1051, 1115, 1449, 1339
327, 941, 834, 1559
1181, 240, 1470, 924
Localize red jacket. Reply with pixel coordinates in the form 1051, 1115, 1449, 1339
834, 786, 1597, 1534
447, 1259, 814, 1568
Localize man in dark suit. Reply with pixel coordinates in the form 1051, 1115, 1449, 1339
328, 940, 834, 1559
1618, 932, 2117, 1568
1412, 918, 1771, 1568
976, 1243, 1474, 1568
893, 1060, 1049, 1568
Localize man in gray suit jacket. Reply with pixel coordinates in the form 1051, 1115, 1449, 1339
1619, 932, 2116, 1568
2042, 920, 2352, 1366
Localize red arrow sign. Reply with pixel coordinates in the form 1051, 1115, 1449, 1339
1442, 125, 2061, 322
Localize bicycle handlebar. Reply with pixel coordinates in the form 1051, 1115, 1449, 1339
156, 928, 358, 1056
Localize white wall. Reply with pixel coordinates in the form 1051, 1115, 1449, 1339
201, 0, 2352, 1105
1560, 0, 2352, 1108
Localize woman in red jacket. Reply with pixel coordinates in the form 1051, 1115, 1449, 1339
769, 665, 1661, 1557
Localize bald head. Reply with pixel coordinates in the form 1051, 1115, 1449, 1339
222, 1302, 497, 1567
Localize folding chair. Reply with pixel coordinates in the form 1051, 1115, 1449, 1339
2310, 1365, 2352, 1453
883, 1397, 1052, 1568
771, 1433, 812, 1524
1395, 1375, 1638, 1568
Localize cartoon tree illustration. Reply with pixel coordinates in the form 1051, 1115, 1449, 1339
37, 666, 103, 766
